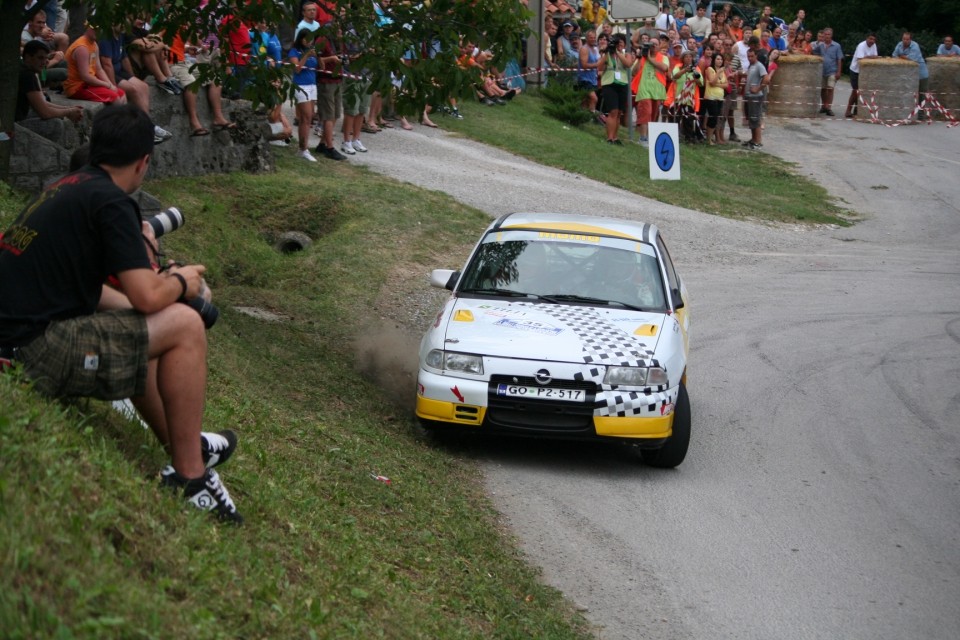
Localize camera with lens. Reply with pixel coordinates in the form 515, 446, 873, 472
146, 207, 184, 238
144, 206, 220, 329
692, 70, 701, 79
641, 43, 652, 56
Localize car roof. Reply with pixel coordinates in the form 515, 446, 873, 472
490, 212, 661, 245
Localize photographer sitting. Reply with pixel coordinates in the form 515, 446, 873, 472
597, 34, 634, 145
0, 105, 242, 524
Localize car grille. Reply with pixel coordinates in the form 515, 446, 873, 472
486, 375, 599, 434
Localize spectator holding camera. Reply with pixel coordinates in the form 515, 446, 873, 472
632, 35, 670, 147
597, 34, 633, 145
0, 105, 242, 524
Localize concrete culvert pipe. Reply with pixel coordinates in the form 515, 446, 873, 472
857, 58, 920, 123
926, 57, 960, 120
274, 231, 313, 253
767, 54, 822, 118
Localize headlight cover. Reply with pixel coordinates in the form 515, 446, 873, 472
425, 350, 484, 375
604, 366, 668, 387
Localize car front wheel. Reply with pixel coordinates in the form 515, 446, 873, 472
640, 382, 690, 468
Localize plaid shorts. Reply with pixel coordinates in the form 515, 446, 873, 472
19, 310, 149, 400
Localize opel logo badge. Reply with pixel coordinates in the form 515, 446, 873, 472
534, 369, 552, 385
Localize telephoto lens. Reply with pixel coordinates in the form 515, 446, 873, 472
146, 207, 184, 238
181, 296, 219, 329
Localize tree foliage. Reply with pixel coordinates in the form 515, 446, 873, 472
1, 0, 531, 182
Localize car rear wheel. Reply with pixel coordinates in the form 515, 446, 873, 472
640, 382, 690, 468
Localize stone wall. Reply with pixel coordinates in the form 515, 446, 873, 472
8, 82, 274, 193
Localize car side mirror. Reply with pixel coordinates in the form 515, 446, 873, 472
671, 287, 685, 310
430, 269, 460, 290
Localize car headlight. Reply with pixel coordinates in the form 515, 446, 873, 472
604, 366, 668, 387
425, 350, 484, 375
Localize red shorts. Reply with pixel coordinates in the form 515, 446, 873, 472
635, 99, 661, 125
68, 85, 126, 103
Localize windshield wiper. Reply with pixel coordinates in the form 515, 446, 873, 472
461, 287, 533, 297
539, 293, 650, 312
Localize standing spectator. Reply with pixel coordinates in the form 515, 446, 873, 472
767, 27, 787, 52
314, 29, 347, 160
937, 36, 960, 56
811, 27, 843, 116
63, 23, 126, 105
578, 29, 601, 115
892, 32, 930, 119
16, 40, 83, 123
743, 48, 766, 149
340, 23, 372, 155
0, 105, 243, 524
845, 33, 877, 118
636, 17, 659, 43
793, 9, 806, 32
558, 21, 577, 66
687, 6, 711, 43
655, 4, 676, 36
632, 35, 670, 147
249, 19, 293, 145
704, 52, 727, 144
289, 28, 319, 162
596, 34, 632, 145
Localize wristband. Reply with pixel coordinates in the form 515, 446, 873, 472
171, 272, 188, 301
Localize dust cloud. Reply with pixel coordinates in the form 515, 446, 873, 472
352, 320, 421, 413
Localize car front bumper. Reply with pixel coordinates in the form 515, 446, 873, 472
416, 368, 675, 441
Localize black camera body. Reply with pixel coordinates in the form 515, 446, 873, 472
144, 206, 220, 329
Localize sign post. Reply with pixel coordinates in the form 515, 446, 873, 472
648, 122, 680, 181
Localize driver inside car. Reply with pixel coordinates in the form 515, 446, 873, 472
595, 248, 661, 308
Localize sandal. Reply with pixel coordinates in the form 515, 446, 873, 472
420, 119, 438, 128
361, 123, 380, 134
213, 121, 238, 131
377, 120, 394, 128
190, 127, 211, 137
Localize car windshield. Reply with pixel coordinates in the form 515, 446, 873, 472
457, 231, 668, 311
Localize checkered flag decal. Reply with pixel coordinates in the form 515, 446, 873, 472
514, 303, 668, 417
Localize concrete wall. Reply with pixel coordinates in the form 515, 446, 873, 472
9, 82, 273, 193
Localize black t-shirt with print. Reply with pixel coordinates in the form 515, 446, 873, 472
0, 166, 152, 345
16, 64, 43, 121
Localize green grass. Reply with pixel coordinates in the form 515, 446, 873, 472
0, 160, 592, 639
438, 90, 855, 226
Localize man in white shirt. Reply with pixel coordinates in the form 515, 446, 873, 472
845, 33, 877, 118
686, 5, 711, 43
655, 5, 675, 35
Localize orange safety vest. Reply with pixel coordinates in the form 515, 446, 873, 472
631, 52, 668, 96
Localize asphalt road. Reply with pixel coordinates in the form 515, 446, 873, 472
341, 99, 960, 639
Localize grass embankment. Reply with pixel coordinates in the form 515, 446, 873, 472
1, 93, 845, 638
0, 172, 591, 639
438, 90, 853, 226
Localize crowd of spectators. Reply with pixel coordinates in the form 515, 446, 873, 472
542, 2, 959, 149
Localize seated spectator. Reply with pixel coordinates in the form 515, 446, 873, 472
168, 31, 237, 137
16, 40, 83, 123
0, 104, 243, 525
21, 9, 68, 52
98, 24, 154, 124
937, 36, 960, 56
249, 20, 293, 146
63, 23, 127, 104
125, 16, 183, 96
21, 9, 68, 86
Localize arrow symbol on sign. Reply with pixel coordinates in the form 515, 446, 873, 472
451, 386, 465, 403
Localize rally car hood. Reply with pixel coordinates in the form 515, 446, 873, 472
438, 297, 667, 363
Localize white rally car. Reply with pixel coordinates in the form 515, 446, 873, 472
416, 213, 691, 467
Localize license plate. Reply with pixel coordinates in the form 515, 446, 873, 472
496, 384, 586, 402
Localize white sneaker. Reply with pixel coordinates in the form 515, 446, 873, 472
268, 139, 288, 146
340, 141, 356, 155
299, 149, 317, 162
153, 125, 173, 144
351, 139, 368, 152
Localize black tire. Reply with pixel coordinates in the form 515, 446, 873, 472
641, 382, 691, 468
